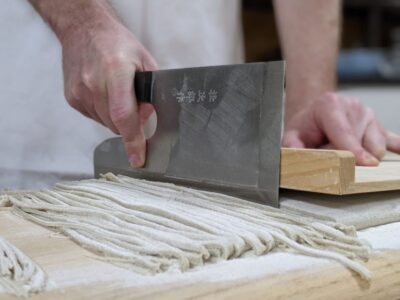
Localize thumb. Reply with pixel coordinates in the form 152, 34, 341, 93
138, 102, 155, 126
138, 102, 157, 139
107, 69, 145, 168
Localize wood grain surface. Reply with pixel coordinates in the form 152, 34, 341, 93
1, 208, 399, 300
280, 148, 400, 195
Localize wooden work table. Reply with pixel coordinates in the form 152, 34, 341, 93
1, 208, 399, 300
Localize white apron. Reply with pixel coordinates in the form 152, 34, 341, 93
0, 0, 244, 189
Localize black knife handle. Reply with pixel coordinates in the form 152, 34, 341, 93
134, 71, 153, 103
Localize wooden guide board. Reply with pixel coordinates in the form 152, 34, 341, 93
280, 149, 400, 195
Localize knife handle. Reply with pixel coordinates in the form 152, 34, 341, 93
134, 71, 153, 103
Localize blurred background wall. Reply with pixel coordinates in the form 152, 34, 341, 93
243, 0, 400, 82
242, 0, 400, 133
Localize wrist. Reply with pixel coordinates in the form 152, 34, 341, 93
284, 81, 336, 123
283, 62, 337, 123
284, 91, 331, 127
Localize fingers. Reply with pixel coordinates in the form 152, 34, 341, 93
67, 68, 152, 167
66, 84, 102, 123
282, 130, 305, 148
79, 85, 103, 124
93, 96, 119, 134
317, 98, 379, 166
107, 70, 146, 167
319, 143, 335, 150
334, 131, 378, 166
386, 130, 400, 153
91, 83, 119, 134
344, 97, 370, 140
284, 92, 398, 165
362, 120, 386, 160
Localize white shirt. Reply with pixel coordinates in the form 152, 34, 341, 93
0, 0, 244, 189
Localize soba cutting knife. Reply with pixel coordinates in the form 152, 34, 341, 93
94, 62, 285, 207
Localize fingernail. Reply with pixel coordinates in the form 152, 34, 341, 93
363, 152, 379, 166
129, 154, 143, 167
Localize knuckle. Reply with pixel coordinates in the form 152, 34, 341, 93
67, 97, 80, 110
81, 71, 97, 91
103, 51, 128, 72
348, 97, 361, 110
69, 84, 81, 100
365, 107, 375, 120
321, 92, 341, 107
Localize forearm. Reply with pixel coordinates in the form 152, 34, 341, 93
273, 0, 341, 121
28, 0, 116, 42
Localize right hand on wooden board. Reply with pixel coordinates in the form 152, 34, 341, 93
60, 12, 158, 168
282, 92, 400, 166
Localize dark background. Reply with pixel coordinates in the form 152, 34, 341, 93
242, 0, 400, 62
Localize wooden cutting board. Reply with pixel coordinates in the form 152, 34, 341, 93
1, 208, 400, 300
280, 149, 400, 195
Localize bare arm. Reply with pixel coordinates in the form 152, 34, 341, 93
28, 0, 158, 167
273, 0, 339, 120
29, 0, 113, 42
273, 0, 400, 165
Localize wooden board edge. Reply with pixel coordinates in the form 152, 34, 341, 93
338, 150, 356, 193
345, 180, 400, 194
280, 148, 355, 195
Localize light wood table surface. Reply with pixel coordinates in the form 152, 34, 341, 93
1, 208, 399, 300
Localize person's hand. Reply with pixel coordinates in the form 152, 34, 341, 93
61, 16, 158, 168
283, 92, 400, 166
